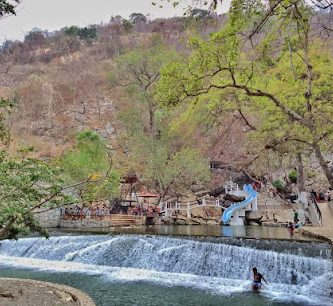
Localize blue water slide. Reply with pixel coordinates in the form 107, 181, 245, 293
221, 184, 257, 225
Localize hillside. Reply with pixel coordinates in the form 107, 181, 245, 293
1, 11, 332, 193
0, 15, 228, 158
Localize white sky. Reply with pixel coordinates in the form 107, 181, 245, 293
1, 0, 231, 43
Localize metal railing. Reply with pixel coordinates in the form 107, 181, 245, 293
309, 193, 322, 225
159, 198, 226, 213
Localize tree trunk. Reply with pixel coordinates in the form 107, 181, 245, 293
297, 152, 305, 192
313, 144, 333, 189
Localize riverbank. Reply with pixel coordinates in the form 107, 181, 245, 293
0, 278, 95, 306
302, 227, 333, 245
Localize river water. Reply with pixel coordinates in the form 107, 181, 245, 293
0, 232, 332, 306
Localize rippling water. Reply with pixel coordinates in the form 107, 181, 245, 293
0, 235, 331, 306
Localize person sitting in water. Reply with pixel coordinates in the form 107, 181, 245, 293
295, 219, 302, 228
252, 267, 267, 290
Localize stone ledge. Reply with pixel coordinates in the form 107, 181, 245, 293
0, 278, 95, 306
301, 227, 333, 245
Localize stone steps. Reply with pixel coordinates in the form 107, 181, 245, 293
110, 214, 141, 226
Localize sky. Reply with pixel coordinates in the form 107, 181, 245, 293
1, 0, 231, 43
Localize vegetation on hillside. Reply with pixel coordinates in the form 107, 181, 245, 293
61, 130, 120, 203
0, 0, 332, 238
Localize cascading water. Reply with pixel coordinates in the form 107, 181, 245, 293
0, 235, 332, 305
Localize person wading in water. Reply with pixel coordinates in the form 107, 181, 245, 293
252, 267, 268, 291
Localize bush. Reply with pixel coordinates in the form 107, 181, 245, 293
306, 170, 316, 179
288, 169, 297, 183
272, 179, 285, 191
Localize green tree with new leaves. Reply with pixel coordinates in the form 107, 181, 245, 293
109, 42, 179, 135
61, 130, 120, 203
157, 0, 333, 188
0, 152, 72, 240
110, 42, 210, 198
0, 100, 75, 240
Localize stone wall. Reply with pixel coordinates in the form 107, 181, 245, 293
60, 220, 112, 228
34, 208, 61, 228
249, 204, 301, 224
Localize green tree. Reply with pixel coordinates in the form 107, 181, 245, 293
157, 0, 333, 188
109, 43, 179, 135
110, 43, 210, 199
0, 152, 73, 240
78, 26, 97, 41
63, 25, 97, 41
61, 130, 120, 202
289, 169, 297, 184
119, 110, 210, 200
122, 19, 133, 33
129, 12, 147, 24
190, 8, 210, 20
0, 100, 77, 240
64, 25, 80, 37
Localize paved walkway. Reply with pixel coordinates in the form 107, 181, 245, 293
303, 202, 333, 244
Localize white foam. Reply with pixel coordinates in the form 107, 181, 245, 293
0, 255, 331, 306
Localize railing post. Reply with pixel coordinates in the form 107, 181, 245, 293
187, 202, 191, 219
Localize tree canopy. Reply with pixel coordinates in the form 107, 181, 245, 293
61, 130, 120, 202
110, 42, 210, 198
129, 13, 147, 24
157, 0, 333, 188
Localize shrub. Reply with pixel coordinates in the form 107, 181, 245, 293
288, 169, 297, 183
306, 171, 316, 179
272, 179, 285, 191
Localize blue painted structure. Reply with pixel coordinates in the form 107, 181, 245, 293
221, 184, 257, 225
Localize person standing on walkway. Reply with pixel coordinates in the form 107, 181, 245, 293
293, 209, 298, 223
288, 222, 295, 236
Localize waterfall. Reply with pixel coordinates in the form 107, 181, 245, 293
0, 235, 332, 305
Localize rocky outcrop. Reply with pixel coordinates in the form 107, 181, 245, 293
0, 278, 95, 306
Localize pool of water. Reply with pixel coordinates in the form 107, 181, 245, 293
0, 267, 310, 306
0, 234, 331, 306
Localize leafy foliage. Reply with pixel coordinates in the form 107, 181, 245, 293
156, 0, 333, 187
119, 113, 211, 198
0, 98, 13, 143
272, 179, 285, 191
111, 43, 210, 198
0, 151, 73, 240
129, 13, 147, 24
288, 169, 297, 184
0, 98, 73, 240
64, 25, 97, 41
122, 19, 133, 33
109, 43, 179, 134
61, 130, 120, 202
